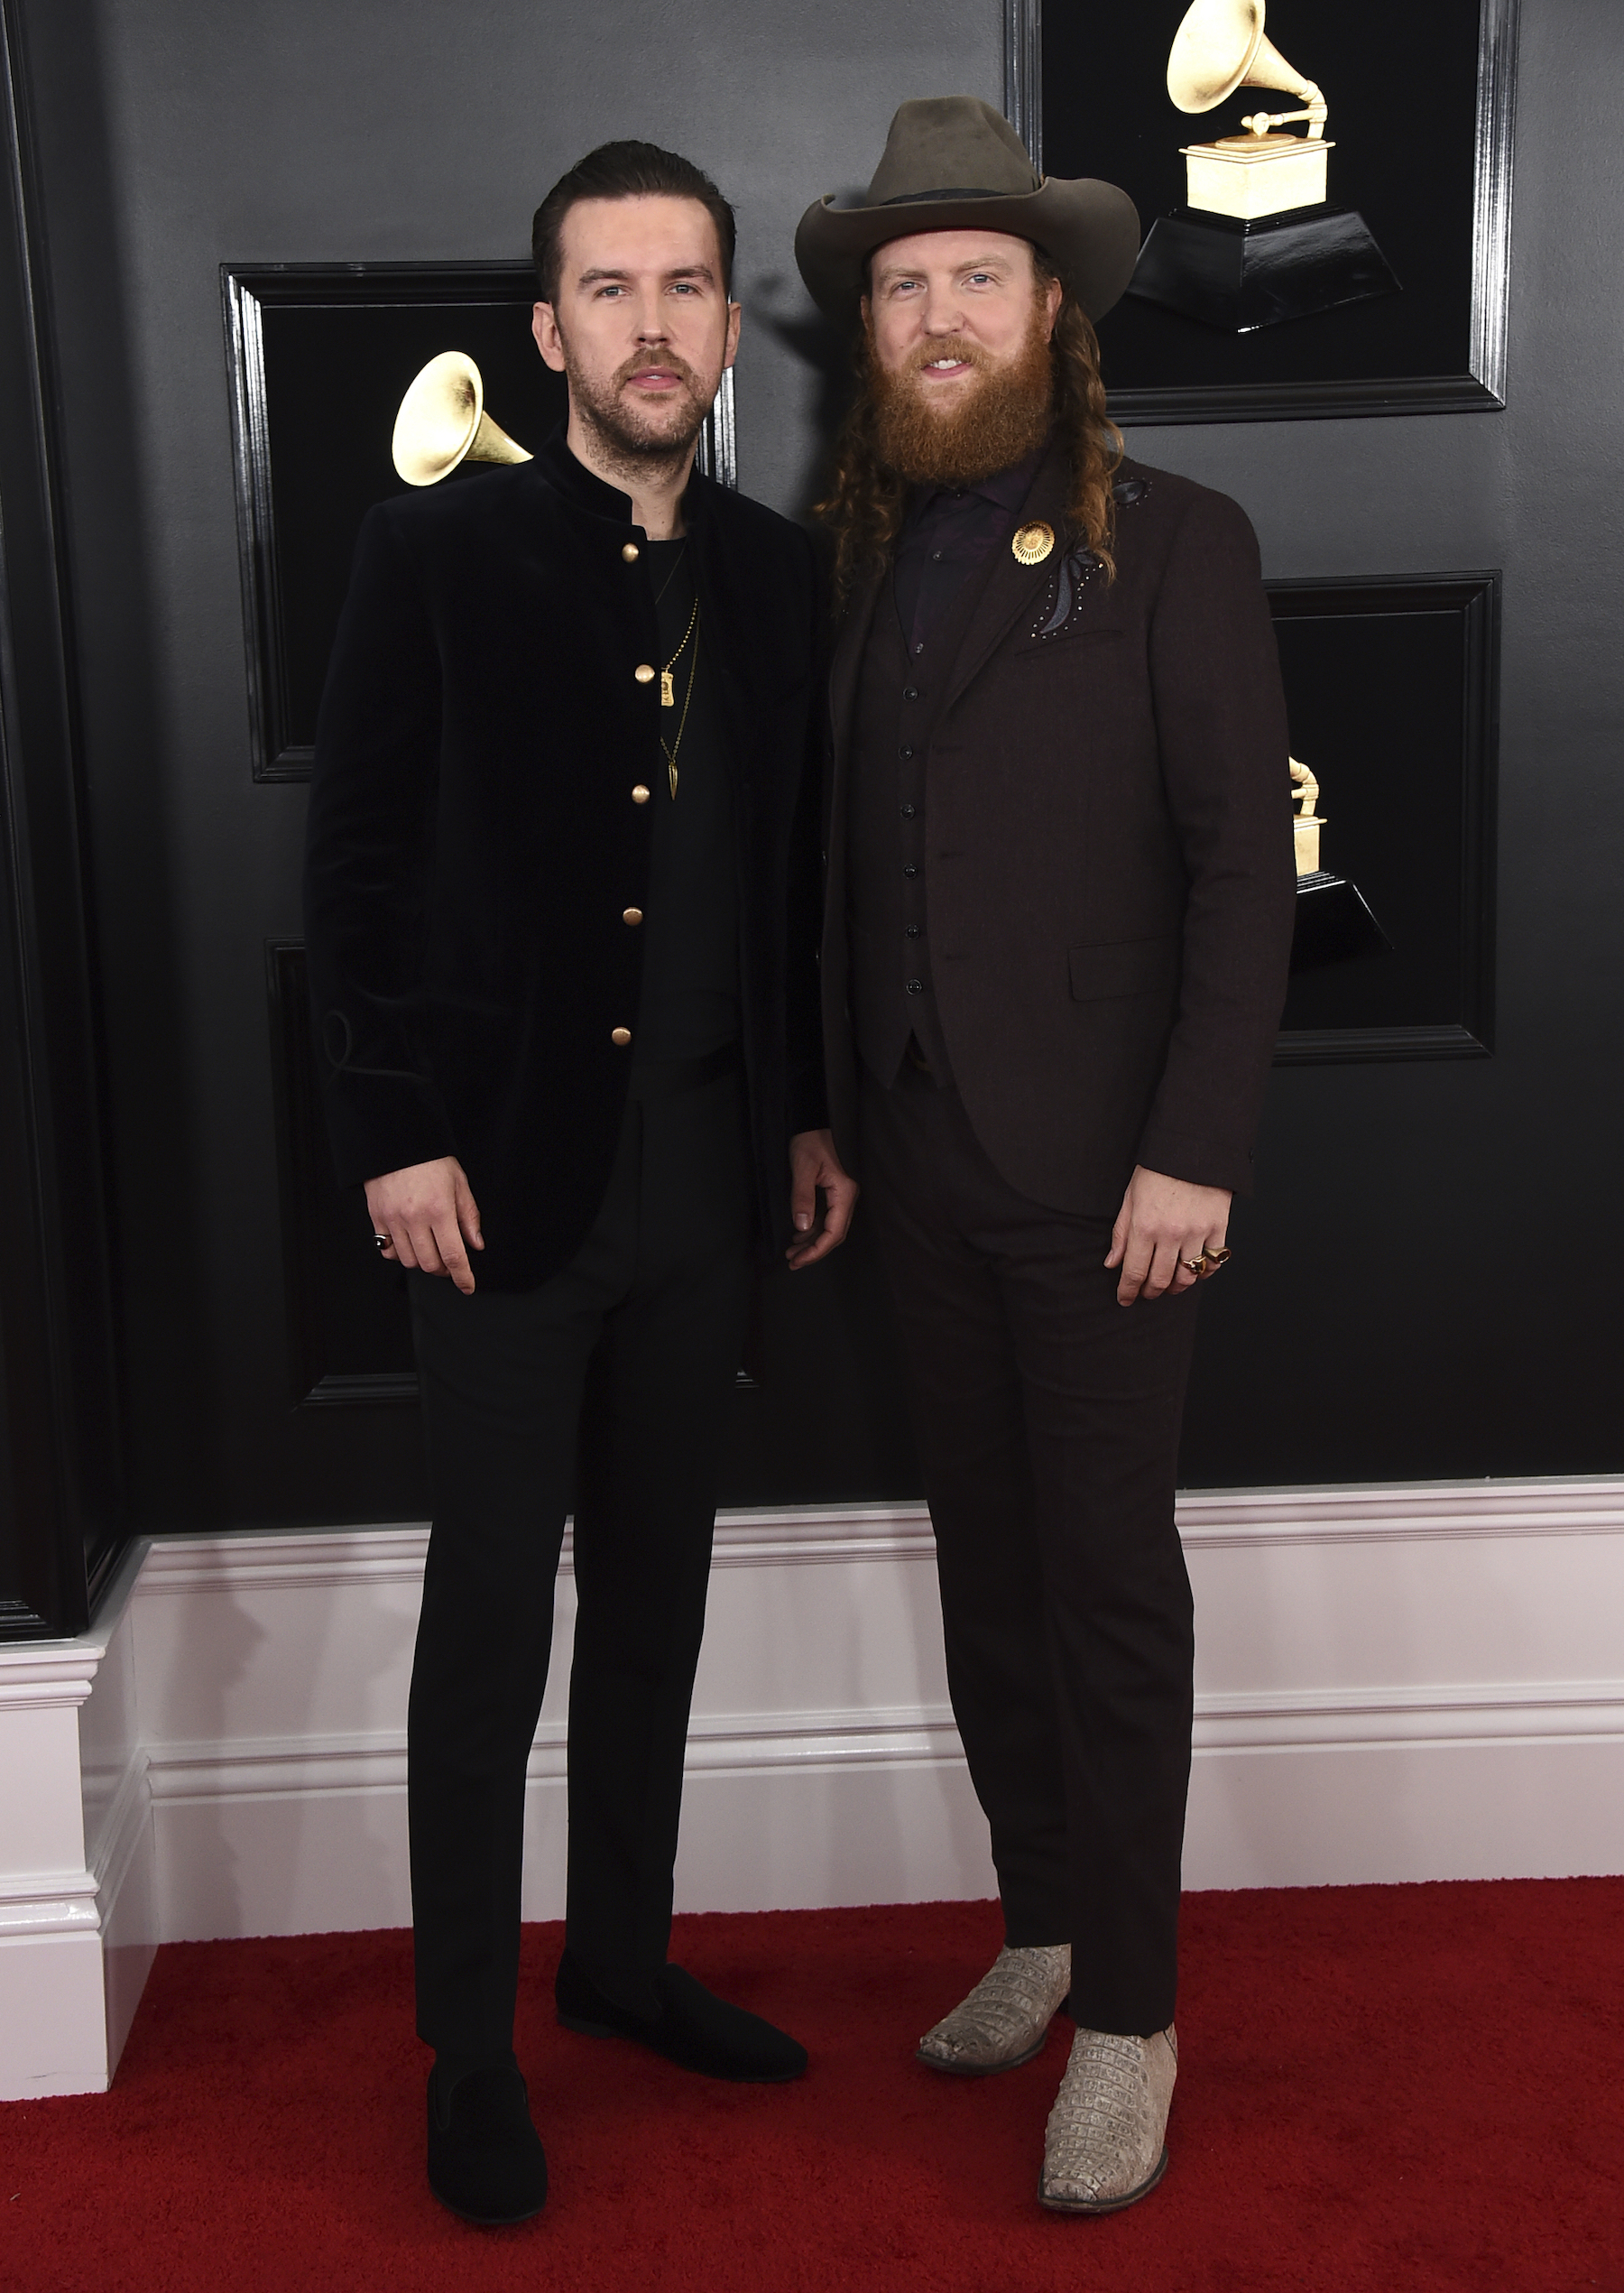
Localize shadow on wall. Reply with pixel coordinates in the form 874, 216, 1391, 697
750, 270, 860, 530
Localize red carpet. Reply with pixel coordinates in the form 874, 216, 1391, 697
4, 1882, 1620, 2292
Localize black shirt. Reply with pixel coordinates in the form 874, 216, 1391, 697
632, 537, 741, 1064
891, 444, 1047, 653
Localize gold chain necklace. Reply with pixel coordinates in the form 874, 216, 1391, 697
660, 593, 698, 708
660, 613, 700, 799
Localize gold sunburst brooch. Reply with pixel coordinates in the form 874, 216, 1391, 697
1010, 521, 1056, 567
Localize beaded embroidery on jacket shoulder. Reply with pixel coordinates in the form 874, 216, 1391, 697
1029, 475, 1151, 641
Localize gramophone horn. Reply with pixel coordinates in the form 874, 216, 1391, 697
1167, 0, 1323, 125
391, 350, 533, 487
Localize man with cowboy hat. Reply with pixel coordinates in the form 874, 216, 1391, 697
797, 98, 1296, 2213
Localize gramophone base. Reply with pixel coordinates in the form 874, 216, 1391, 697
1291, 872, 1391, 973
1127, 205, 1401, 334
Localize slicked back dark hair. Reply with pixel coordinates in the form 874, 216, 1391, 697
532, 140, 736, 304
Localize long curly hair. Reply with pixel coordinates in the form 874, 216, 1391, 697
816, 253, 1123, 613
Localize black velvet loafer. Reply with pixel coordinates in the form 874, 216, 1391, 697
555, 1951, 807, 2083
426, 2058, 549, 2225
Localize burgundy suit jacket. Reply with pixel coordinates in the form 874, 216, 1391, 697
822, 445, 1297, 1208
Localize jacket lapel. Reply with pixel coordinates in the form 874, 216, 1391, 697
825, 567, 884, 882
687, 476, 768, 803
829, 569, 883, 762
819, 565, 884, 1064
940, 442, 1071, 716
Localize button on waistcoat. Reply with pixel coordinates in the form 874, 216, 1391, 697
846, 569, 992, 1089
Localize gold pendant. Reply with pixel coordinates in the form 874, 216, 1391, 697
660, 670, 675, 707
1011, 521, 1056, 566
669, 760, 678, 800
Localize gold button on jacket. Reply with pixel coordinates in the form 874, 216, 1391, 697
633, 662, 655, 684
304, 420, 827, 1294
611, 1027, 632, 1047
623, 907, 643, 926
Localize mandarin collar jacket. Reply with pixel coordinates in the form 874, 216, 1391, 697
303, 428, 826, 1290
822, 439, 1296, 1210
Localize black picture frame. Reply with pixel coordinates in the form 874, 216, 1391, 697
1006, 0, 1518, 424
1266, 572, 1498, 1065
224, 261, 738, 782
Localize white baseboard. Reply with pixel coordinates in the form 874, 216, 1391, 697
133, 1476, 1624, 1940
0, 1538, 152, 2100
5, 1476, 1623, 2094
143, 1684, 1624, 1942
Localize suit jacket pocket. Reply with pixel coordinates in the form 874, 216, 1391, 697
1068, 935, 1180, 1003
1010, 621, 1124, 661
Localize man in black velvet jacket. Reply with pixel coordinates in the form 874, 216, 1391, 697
304, 142, 855, 2227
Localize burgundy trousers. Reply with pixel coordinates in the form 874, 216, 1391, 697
860, 1064, 1199, 2037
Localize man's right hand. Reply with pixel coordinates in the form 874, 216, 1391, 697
364, 1157, 484, 1295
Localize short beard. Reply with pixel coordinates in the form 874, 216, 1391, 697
868, 301, 1055, 489
565, 339, 715, 488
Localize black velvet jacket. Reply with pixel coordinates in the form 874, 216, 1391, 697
303, 430, 826, 1291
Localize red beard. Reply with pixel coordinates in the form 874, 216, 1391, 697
868, 303, 1055, 488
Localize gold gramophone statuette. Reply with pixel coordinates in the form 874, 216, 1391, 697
391, 351, 532, 487
1289, 755, 1324, 876
1167, 0, 1333, 222
1287, 754, 1390, 965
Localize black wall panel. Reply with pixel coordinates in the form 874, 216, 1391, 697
6, 0, 1622, 1546
1269, 575, 1498, 1061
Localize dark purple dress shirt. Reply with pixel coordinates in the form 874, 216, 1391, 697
891, 444, 1047, 653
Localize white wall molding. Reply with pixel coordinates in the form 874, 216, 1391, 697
7, 1475, 1624, 2086
145, 1704, 968, 1805
1176, 1476, 1624, 1549
136, 1526, 431, 1595
0, 1538, 154, 2100
134, 1476, 1624, 1936
131, 1474, 1624, 1598
132, 1504, 944, 1595
0, 1871, 104, 1942
139, 1678, 1624, 1815
0, 1667, 99, 1706
1193, 1679, 1624, 1748
90, 1743, 152, 1916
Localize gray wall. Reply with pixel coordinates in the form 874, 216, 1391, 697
14, 0, 1624, 1527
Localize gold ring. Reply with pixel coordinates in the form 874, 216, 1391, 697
1181, 1256, 1204, 1276
1198, 1246, 1232, 1278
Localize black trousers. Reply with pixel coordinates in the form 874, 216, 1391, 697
861, 1066, 1199, 2037
406, 1066, 752, 2057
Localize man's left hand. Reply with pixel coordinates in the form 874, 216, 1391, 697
786, 1129, 859, 1270
1106, 1165, 1232, 1307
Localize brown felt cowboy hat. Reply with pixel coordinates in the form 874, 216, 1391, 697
795, 97, 1141, 326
